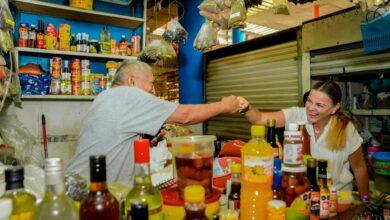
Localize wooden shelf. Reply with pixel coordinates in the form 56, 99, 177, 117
13, 0, 144, 29
16, 47, 137, 60
21, 95, 95, 101
351, 109, 390, 116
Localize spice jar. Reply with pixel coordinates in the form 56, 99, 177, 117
281, 165, 310, 207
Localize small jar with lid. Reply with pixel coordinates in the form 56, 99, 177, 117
281, 165, 311, 207
267, 200, 286, 220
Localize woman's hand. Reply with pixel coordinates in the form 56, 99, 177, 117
349, 147, 369, 199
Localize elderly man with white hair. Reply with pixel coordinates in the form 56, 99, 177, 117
66, 60, 245, 183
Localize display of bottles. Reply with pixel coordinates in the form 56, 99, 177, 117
272, 158, 283, 200
36, 20, 45, 49
307, 158, 320, 220
240, 125, 274, 220
327, 173, 338, 217
126, 139, 163, 220
183, 185, 209, 220
317, 160, 330, 219
35, 158, 78, 220
275, 134, 283, 161
80, 155, 120, 220
283, 123, 303, 166
70, 34, 77, 51
119, 35, 128, 56
76, 33, 82, 52
0, 198, 12, 220
129, 200, 149, 220
266, 119, 279, 158
298, 121, 311, 156
267, 200, 286, 220
28, 24, 37, 48
2, 166, 36, 220
228, 163, 241, 211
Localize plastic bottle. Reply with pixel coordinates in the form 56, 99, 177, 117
240, 125, 274, 220
228, 163, 241, 211
28, 24, 37, 48
183, 185, 208, 220
272, 158, 283, 200
119, 35, 128, 56
283, 123, 303, 167
298, 121, 311, 156
267, 200, 286, 220
0, 198, 12, 220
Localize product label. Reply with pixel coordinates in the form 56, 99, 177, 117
228, 199, 240, 211
320, 194, 330, 218
286, 191, 311, 219
10, 212, 33, 220
329, 187, 338, 216
283, 143, 303, 165
243, 156, 273, 183
273, 148, 279, 158
28, 32, 36, 40
310, 191, 320, 216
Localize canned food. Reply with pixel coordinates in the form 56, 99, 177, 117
81, 81, 91, 95
81, 69, 91, 76
61, 71, 71, 81
60, 80, 72, 95
72, 82, 81, 95
70, 59, 81, 74
81, 59, 90, 70
71, 73, 81, 83
50, 78, 61, 95
51, 57, 62, 78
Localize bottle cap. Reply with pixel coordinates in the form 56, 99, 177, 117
184, 185, 205, 203
45, 158, 64, 185
89, 155, 107, 182
130, 200, 148, 219
230, 163, 241, 174
0, 198, 12, 218
307, 158, 317, 168
287, 123, 298, 131
134, 139, 150, 163
5, 166, 24, 190
251, 125, 265, 137
267, 119, 276, 127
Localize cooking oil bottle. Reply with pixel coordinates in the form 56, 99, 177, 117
240, 125, 274, 220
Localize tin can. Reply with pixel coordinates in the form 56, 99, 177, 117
99, 75, 107, 91
51, 57, 62, 78
70, 59, 81, 75
72, 82, 81, 95
81, 76, 91, 95
91, 76, 101, 95
81, 59, 90, 70
50, 78, 61, 95
81, 68, 91, 76
71, 73, 81, 83
60, 80, 72, 95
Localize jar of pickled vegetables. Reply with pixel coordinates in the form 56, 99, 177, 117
281, 165, 310, 207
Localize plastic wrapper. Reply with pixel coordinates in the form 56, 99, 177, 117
0, 0, 14, 31
65, 172, 89, 202
24, 164, 45, 202
0, 29, 13, 52
160, 39, 176, 58
198, 0, 221, 13
139, 39, 176, 64
199, 0, 230, 29
19, 73, 51, 95
193, 20, 219, 51
162, 19, 188, 44
228, 0, 247, 28
0, 115, 45, 168
19, 64, 45, 76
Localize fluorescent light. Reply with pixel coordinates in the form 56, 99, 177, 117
242, 23, 278, 36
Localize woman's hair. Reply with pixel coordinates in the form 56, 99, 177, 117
312, 81, 353, 151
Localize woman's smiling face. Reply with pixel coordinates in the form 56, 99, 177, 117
305, 89, 340, 124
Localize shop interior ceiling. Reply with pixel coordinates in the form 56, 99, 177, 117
147, 0, 355, 39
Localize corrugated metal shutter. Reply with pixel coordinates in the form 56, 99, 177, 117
311, 46, 390, 76
205, 41, 299, 140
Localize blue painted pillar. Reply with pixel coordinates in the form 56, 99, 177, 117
232, 28, 245, 43
178, 0, 204, 104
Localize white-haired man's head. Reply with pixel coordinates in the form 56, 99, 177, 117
112, 60, 155, 94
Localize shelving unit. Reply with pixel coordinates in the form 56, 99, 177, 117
351, 109, 390, 116
15, 47, 137, 60
13, 0, 144, 29
21, 95, 95, 101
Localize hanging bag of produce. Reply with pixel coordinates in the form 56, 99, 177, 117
139, 39, 163, 64
228, 0, 247, 28
162, 19, 188, 44
160, 39, 177, 58
193, 19, 219, 51
199, 0, 230, 30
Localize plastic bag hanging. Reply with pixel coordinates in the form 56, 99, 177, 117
199, 0, 230, 30
160, 39, 177, 58
139, 40, 163, 64
193, 20, 219, 51
228, 0, 247, 28
162, 19, 188, 44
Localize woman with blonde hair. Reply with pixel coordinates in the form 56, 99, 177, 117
243, 81, 369, 200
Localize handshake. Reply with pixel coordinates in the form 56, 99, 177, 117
220, 95, 250, 114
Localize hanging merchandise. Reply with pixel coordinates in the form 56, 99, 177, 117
139, 40, 163, 64
162, 19, 188, 44
273, 0, 289, 15
199, 0, 230, 30
198, 0, 221, 14
160, 39, 176, 58
193, 20, 219, 51
228, 0, 247, 28
0, 0, 14, 53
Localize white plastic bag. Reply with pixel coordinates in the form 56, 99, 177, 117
162, 19, 188, 44
193, 20, 219, 51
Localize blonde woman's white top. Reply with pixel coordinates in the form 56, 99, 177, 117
282, 107, 363, 191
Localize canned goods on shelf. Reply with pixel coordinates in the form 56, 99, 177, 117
71, 59, 81, 74
71, 73, 81, 83
51, 57, 62, 78
81, 81, 91, 95
81, 59, 90, 70
60, 80, 72, 95
72, 82, 81, 95
50, 78, 61, 95
81, 69, 91, 76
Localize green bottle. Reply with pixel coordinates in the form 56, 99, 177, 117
2, 166, 36, 220
125, 139, 163, 220
35, 158, 78, 220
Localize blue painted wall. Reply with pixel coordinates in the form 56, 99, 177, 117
178, 0, 204, 104
15, 0, 143, 74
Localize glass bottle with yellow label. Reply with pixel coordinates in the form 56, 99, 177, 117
2, 166, 36, 220
240, 125, 274, 220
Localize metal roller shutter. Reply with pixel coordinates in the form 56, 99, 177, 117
205, 41, 299, 140
311, 45, 390, 77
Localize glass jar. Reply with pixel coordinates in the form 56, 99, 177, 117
281, 165, 310, 207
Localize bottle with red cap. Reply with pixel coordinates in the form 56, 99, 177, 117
125, 139, 163, 220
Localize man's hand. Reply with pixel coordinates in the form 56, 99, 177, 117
238, 96, 249, 113
220, 95, 242, 114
